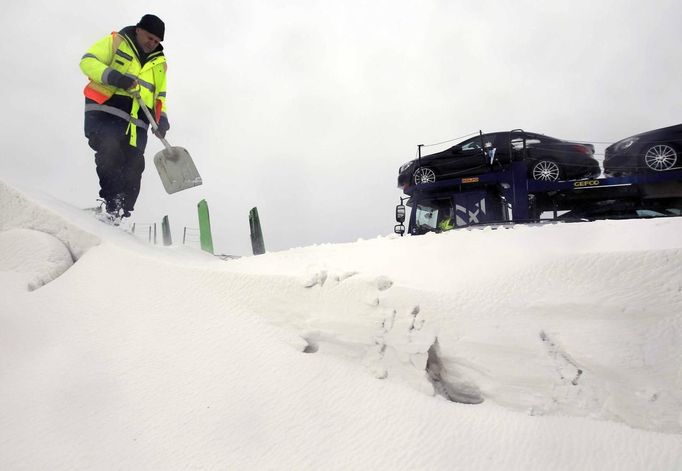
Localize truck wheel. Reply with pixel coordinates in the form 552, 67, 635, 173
644, 144, 677, 171
531, 159, 561, 181
413, 167, 436, 185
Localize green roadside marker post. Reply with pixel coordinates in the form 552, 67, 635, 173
249, 207, 266, 255
197, 199, 214, 254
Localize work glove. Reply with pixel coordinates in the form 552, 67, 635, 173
155, 115, 170, 139
104, 69, 137, 90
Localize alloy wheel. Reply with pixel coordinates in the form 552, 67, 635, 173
413, 167, 436, 185
531, 160, 560, 181
644, 144, 677, 171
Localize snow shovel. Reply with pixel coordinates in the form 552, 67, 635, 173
134, 93, 202, 194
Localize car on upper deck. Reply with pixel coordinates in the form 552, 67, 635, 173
603, 124, 682, 177
397, 131, 600, 190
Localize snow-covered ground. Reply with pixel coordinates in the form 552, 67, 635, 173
1, 178, 682, 470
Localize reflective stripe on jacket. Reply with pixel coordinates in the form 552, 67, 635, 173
80, 28, 167, 146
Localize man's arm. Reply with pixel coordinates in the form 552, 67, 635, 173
155, 63, 169, 136
80, 34, 134, 90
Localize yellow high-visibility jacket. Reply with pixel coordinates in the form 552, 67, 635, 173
80, 26, 167, 146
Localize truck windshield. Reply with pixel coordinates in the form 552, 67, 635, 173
414, 199, 454, 232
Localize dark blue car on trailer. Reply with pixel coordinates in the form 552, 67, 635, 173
397, 130, 600, 190
604, 124, 682, 176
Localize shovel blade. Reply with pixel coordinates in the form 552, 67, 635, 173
153, 146, 202, 194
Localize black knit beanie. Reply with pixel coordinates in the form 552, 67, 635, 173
137, 14, 165, 41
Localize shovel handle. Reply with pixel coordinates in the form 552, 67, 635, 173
133, 92, 172, 150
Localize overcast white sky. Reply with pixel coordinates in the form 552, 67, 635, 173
1, 0, 681, 254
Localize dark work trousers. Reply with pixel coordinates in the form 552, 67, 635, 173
85, 110, 148, 213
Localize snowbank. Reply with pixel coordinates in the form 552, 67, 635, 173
0, 228, 73, 291
0, 180, 100, 260
1, 181, 682, 470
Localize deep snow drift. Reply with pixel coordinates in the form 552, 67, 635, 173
1, 179, 682, 470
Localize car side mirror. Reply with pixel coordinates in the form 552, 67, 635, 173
394, 224, 405, 236
395, 203, 406, 223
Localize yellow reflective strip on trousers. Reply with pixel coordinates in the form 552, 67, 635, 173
126, 121, 138, 147
127, 92, 141, 147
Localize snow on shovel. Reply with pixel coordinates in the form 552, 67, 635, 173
134, 92, 202, 194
